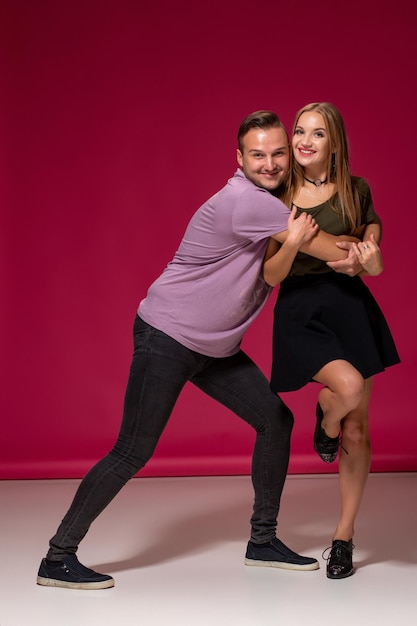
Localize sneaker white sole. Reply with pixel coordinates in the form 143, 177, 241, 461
36, 575, 115, 590
244, 558, 319, 571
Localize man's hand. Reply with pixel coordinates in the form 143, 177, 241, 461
327, 234, 383, 276
326, 241, 363, 276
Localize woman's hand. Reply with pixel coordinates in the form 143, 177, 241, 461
286, 206, 319, 247
352, 233, 383, 275
263, 208, 318, 287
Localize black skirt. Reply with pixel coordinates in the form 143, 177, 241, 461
270, 272, 400, 392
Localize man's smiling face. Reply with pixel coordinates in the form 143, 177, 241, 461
237, 126, 289, 191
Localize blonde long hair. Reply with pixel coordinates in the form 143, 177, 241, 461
283, 102, 362, 235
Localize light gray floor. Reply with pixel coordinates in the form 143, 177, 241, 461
1, 473, 416, 626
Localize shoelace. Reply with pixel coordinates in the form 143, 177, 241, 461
338, 437, 348, 455
321, 432, 348, 456
316, 403, 348, 456
322, 540, 355, 562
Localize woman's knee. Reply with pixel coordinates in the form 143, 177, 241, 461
342, 416, 370, 446
334, 371, 365, 413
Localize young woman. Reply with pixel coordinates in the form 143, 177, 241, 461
263, 102, 400, 579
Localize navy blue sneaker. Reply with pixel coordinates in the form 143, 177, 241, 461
37, 555, 115, 589
245, 537, 319, 571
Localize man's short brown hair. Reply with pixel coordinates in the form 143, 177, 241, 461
237, 111, 286, 152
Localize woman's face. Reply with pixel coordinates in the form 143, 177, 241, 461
292, 111, 331, 171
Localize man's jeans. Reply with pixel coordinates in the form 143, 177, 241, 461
47, 316, 294, 558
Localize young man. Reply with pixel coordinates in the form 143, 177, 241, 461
37, 111, 354, 589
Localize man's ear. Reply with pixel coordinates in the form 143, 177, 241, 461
236, 148, 243, 167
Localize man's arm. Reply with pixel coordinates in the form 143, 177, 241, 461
272, 228, 359, 261
327, 217, 382, 276
264, 213, 385, 286
264, 226, 361, 285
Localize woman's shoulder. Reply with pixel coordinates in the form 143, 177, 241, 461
351, 176, 371, 196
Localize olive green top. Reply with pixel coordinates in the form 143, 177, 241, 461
288, 177, 377, 277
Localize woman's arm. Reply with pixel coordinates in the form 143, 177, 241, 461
327, 217, 383, 276
351, 232, 383, 276
363, 216, 382, 243
263, 207, 318, 287
266, 219, 362, 285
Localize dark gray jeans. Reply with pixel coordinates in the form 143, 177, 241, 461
47, 316, 293, 559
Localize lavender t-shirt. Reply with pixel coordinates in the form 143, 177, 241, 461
138, 169, 290, 357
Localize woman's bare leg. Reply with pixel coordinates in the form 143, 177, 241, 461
314, 359, 364, 439
333, 377, 373, 540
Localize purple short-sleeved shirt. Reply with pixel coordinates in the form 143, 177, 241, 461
138, 169, 290, 357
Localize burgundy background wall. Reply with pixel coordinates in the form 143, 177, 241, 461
2, 0, 415, 479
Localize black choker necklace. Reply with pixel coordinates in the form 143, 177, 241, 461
304, 176, 327, 187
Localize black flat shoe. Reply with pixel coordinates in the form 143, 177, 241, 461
314, 403, 340, 463
324, 539, 354, 579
